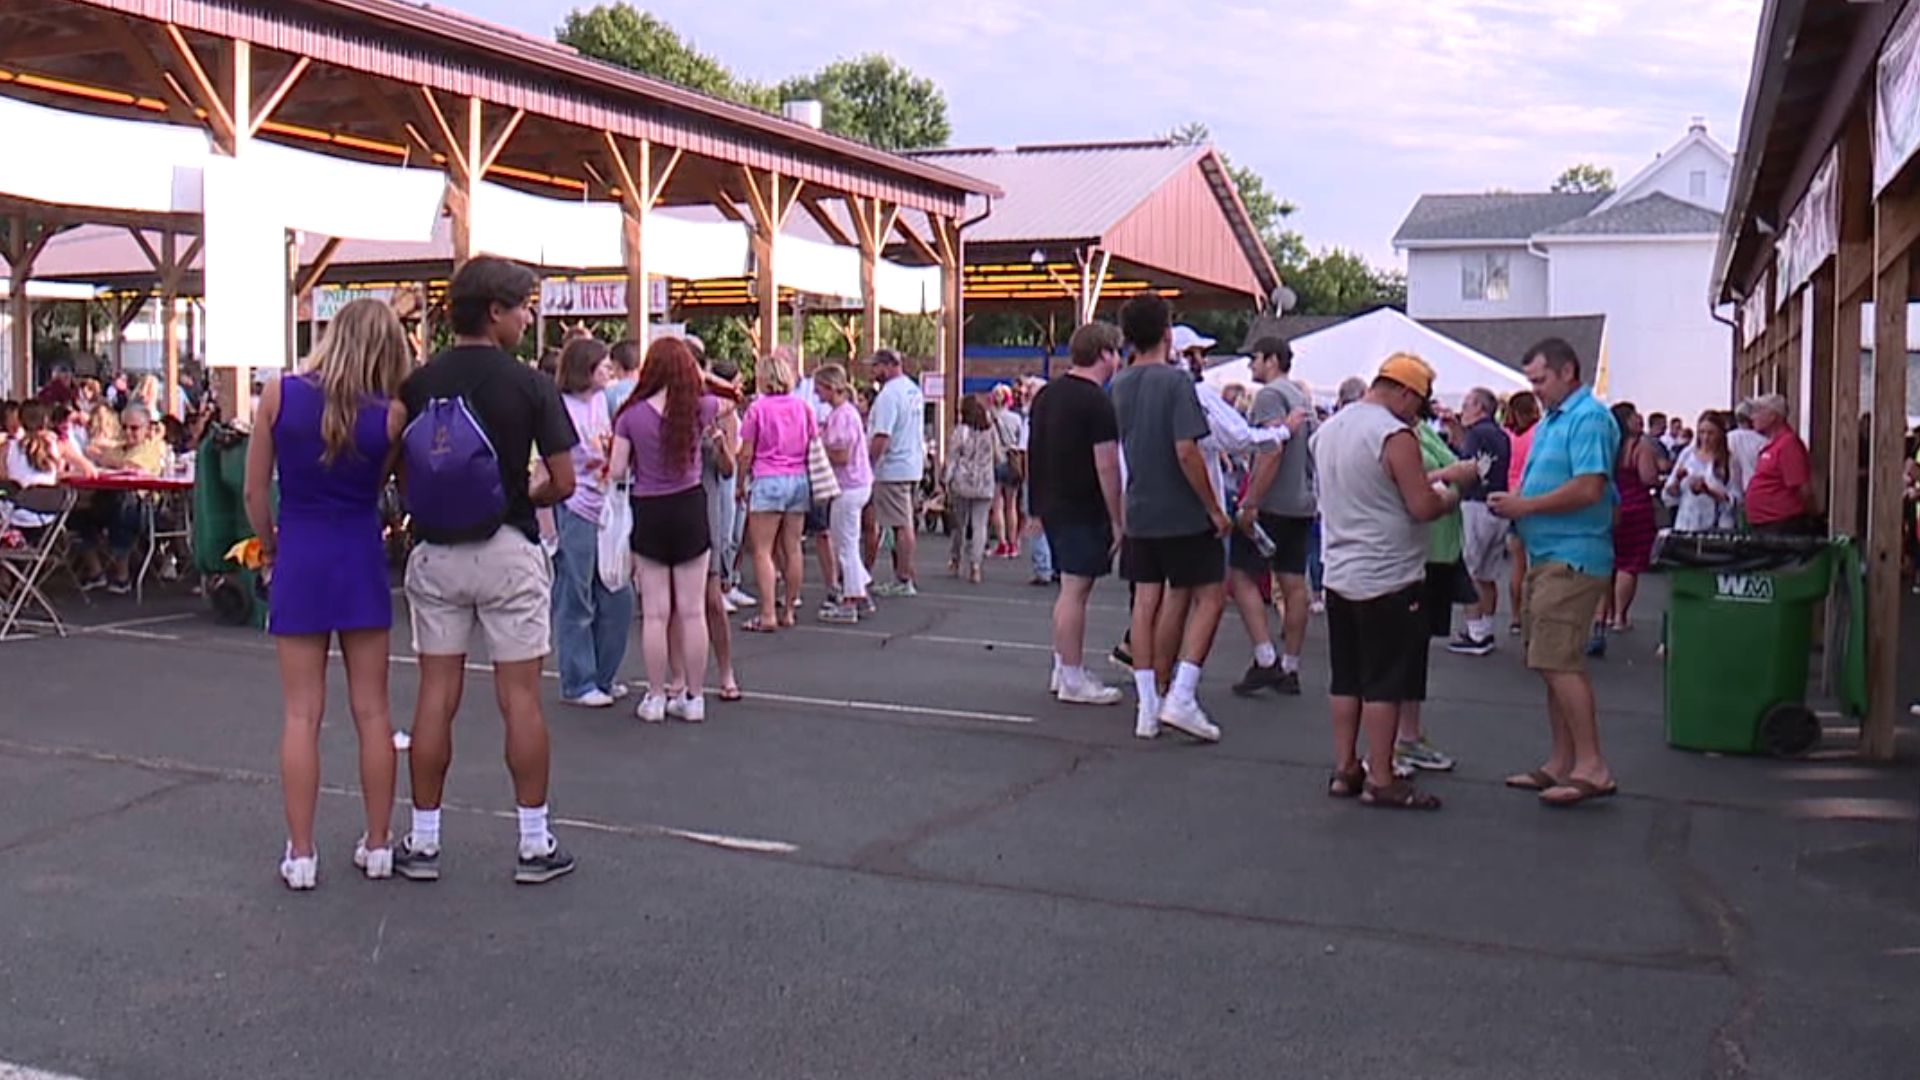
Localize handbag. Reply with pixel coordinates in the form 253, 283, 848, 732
806, 437, 841, 503
596, 485, 633, 592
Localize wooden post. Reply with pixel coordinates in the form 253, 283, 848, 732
1863, 185, 1916, 761
739, 167, 801, 359
933, 213, 964, 459
1830, 112, 1873, 543
160, 231, 180, 416
3, 215, 50, 398
1807, 273, 1835, 509
849, 196, 898, 359
605, 134, 681, 346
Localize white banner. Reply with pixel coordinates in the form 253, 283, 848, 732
540, 276, 669, 317
1779, 148, 1839, 304
1740, 268, 1771, 345
247, 141, 444, 244
0, 95, 207, 216
201, 157, 288, 371
1876, 0, 1920, 194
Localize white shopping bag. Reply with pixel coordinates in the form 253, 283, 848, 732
596, 489, 633, 592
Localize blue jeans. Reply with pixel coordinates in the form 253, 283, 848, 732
1026, 486, 1054, 580
705, 475, 739, 587
1307, 516, 1325, 594
551, 507, 634, 699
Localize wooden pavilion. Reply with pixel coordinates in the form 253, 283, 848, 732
1716, 0, 1920, 758
0, 0, 997, 425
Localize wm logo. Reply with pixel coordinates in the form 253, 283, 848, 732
1715, 574, 1775, 602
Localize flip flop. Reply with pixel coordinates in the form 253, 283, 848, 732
1505, 769, 1565, 791
1540, 779, 1619, 807
740, 617, 777, 634
718, 684, 743, 703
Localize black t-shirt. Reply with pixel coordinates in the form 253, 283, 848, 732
1461, 417, 1512, 501
1027, 372, 1120, 526
401, 345, 577, 545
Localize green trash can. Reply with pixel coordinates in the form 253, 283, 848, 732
1660, 532, 1838, 757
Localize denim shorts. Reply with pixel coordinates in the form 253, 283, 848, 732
749, 473, 811, 514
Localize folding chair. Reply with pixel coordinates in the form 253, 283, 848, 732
0, 484, 79, 640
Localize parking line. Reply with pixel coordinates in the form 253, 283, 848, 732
738, 689, 1035, 726
2, 1060, 95, 1080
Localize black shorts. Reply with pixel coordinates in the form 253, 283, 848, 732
1227, 529, 1269, 576
1258, 513, 1314, 576
1044, 519, 1113, 580
631, 486, 712, 567
1326, 582, 1431, 704
1423, 561, 1474, 638
1124, 531, 1226, 589
804, 502, 831, 537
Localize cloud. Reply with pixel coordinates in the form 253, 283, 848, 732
455, 0, 1763, 262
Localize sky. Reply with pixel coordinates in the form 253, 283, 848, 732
445, 0, 1766, 268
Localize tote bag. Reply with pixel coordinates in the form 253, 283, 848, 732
806, 437, 841, 503
596, 486, 633, 592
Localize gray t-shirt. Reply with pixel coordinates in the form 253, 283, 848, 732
1252, 379, 1316, 517
1311, 401, 1428, 601
1111, 361, 1213, 538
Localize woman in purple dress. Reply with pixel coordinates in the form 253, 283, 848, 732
245, 299, 410, 890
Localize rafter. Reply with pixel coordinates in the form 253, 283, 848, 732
247, 55, 310, 139
161, 23, 236, 149
893, 215, 940, 265
414, 86, 467, 178
294, 237, 342, 295
97, 14, 196, 124
475, 107, 524, 177
800, 197, 854, 248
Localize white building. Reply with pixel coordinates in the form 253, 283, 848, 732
1393, 122, 1735, 420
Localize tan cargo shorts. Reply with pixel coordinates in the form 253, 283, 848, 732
1521, 560, 1610, 673
405, 527, 552, 663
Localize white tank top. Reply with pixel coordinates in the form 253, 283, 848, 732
1310, 401, 1428, 601
5, 438, 59, 528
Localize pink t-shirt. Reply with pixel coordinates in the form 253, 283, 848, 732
1507, 426, 1535, 492
822, 402, 873, 490
614, 393, 722, 497
740, 393, 816, 478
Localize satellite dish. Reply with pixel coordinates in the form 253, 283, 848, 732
1271, 285, 1298, 313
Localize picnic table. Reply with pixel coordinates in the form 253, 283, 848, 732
67, 469, 196, 603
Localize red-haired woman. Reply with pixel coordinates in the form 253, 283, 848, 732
611, 337, 729, 724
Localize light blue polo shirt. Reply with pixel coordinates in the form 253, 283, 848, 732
1516, 386, 1620, 577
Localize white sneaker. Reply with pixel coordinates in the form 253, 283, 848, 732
608, 683, 632, 702
723, 596, 739, 615
562, 689, 616, 709
1134, 696, 1162, 740
279, 845, 317, 891
725, 587, 758, 608
353, 837, 393, 880
1157, 694, 1223, 743
391, 730, 412, 752
1049, 666, 1061, 695
636, 694, 668, 723
677, 694, 706, 723
1058, 670, 1124, 706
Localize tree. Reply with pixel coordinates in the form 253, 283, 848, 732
558, 3, 774, 108
1288, 248, 1405, 317
777, 54, 951, 151
1551, 163, 1616, 195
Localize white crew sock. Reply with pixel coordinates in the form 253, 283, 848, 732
1053, 652, 1063, 678
1171, 661, 1203, 701
1469, 617, 1493, 640
1253, 641, 1278, 668
1133, 668, 1158, 701
409, 807, 441, 853
516, 804, 552, 856
1281, 653, 1302, 675
1063, 665, 1088, 685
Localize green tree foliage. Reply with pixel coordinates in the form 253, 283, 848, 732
1288, 248, 1407, 317
1551, 163, 1616, 194
557, 4, 774, 107
777, 54, 951, 151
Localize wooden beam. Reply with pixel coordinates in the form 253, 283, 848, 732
247, 56, 310, 139
414, 87, 468, 179
294, 237, 343, 296
709, 195, 747, 224
1862, 183, 1917, 760
161, 23, 237, 151
353, 76, 422, 153
893, 216, 940, 266
648, 147, 683, 210
97, 14, 197, 125
160, 230, 180, 417
933, 214, 964, 453
801, 197, 855, 248
475, 107, 525, 178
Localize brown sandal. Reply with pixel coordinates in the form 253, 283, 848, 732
1505, 769, 1565, 792
1360, 780, 1443, 810
1327, 767, 1365, 799
1540, 778, 1618, 808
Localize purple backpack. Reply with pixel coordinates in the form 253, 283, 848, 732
402, 396, 506, 537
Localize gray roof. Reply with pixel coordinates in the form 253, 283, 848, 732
1237, 311, 1606, 375
1392, 192, 1606, 245
907, 142, 1200, 243
1537, 193, 1722, 238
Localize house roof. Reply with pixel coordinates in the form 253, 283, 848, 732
1238, 310, 1606, 374
1595, 124, 1735, 214
1392, 192, 1607, 245
1536, 193, 1723, 238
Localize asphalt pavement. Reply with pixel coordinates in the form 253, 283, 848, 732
1, 567, 1918, 1080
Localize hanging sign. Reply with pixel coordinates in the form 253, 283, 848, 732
1876, 1, 1920, 194
1778, 148, 1839, 306
540, 276, 669, 318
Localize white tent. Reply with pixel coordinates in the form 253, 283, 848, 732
1204, 308, 1530, 406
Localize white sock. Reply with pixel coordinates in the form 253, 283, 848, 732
1171, 661, 1203, 701
1253, 641, 1278, 667
1469, 617, 1492, 640
516, 804, 551, 856
1064, 665, 1088, 684
1281, 653, 1302, 675
1133, 668, 1158, 701
410, 807, 441, 853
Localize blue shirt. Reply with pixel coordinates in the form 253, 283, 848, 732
1516, 386, 1620, 576
868, 374, 926, 483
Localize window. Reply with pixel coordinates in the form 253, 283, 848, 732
1460, 252, 1511, 302
1689, 170, 1708, 200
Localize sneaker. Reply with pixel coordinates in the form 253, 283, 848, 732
106, 579, 132, 596
855, 596, 878, 616
394, 837, 440, 882
1058, 670, 1124, 706
279, 845, 318, 891
353, 837, 393, 880
1394, 737, 1456, 772
1364, 756, 1417, 781
562, 689, 616, 709
1509, 622, 1523, 637
79, 575, 108, 592
515, 837, 577, 885
1157, 695, 1223, 743
158, 557, 181, 582
667, 693, 706, 723
1134, 697, 1162, 740
1029, 575, 1055, 587
873, 580, 918, 598
818, 602, 860, 625
1309, 599, 1326, 616
723, 596, 739, 615
391, 729, 412, 752
1272, 669, 1303, 696
1446, 633, 1496, 657
1049, 666, 1061, 696
1585, 629, 1608, 658
636, 694, 669, 723
725, 586, 758, 608
1109, 644, 1134, 671
1231, 660, 1286, 696
607, 683, 632, 702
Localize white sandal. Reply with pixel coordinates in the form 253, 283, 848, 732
280, 844, 318, 891
354, 836, 393, 880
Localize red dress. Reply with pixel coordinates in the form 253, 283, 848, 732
1612, 456, 1657, 575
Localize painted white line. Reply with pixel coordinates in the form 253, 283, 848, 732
9, 619, 181, 642
795, 625, 1052, 653
1, 1060, 96, 1080
484, 808, 799, 854
915, 590, 1128, 613
739, 688, 1035, 726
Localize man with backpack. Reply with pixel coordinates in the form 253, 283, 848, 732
395, 257, 582, 885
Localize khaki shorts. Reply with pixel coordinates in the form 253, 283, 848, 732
1461, 501, 1509, 583
406, 527, 553, 663
1521, 560, 1609, 673
869, 481, 917, 530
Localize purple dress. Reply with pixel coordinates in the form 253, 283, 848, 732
269, 376, 394, 636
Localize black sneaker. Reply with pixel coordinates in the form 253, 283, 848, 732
1109, 644, 1134, 670
515, 839, 576, 885
1446, 633, 1496, 657
394, 839, 440, 882
1273, 669, 1303, 696
1231, 661, 1285, 696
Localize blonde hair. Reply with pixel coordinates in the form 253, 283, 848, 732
813, 362, 850, 397
302, 298, 411, 465
757, 348, 797, 395
87, 402, 124, 449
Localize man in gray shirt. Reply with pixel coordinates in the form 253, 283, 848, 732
1236, 336, 1318, 694
1111, 294, 1231, 745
